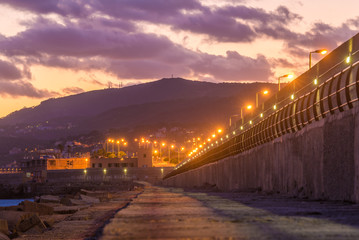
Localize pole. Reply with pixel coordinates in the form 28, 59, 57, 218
168, 147, 170, 162
256, 92, 259, 108
309, 52, 312, 69
278, 77, 281, 91
240, 107, 244, 124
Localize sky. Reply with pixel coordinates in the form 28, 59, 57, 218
0, 0, 358, 118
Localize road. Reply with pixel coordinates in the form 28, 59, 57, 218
101, 185, 359, 239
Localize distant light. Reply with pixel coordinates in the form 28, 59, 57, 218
84, 169, 87, 174
320, 50, 327, 55
260, 113, 263, 118
103, 168, 107, 174
124, 168, 127, 173
314, 79, 318, 85
247, 105, 253, 110
263, 90, 269, 95
207, 138, 211, 142
249, 120, 253, 125
346, 56, 351, 63
212, 134, 216, 138
287, 74, 294, 79
233, 131, 236, 134
273, 105, 277, 110
217, 129, 222, 133
240, 126, 243, 130
291, 94, 295, 100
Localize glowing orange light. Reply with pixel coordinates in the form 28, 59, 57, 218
247, 105, 252, 110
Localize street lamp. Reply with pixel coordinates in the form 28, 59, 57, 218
309, 49, 327, 68
255, 90, 269, 109
278, 74, 293, 91
240, 105, 253, 124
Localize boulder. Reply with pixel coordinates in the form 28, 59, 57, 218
0, 233, 9, 240
53, 205, 89, 214
0, 211, 46, 234
60, 197, 88, 206
39, 195, 60, 203
17, 214, 46, 233
0, 220, 8, 235
80, 189, 109, 199
22, 200, 54, 215
80, 194, 100, 204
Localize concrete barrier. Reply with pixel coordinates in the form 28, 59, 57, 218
164, 104, 359, 202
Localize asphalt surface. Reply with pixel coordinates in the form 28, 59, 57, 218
101, 185, 359, 239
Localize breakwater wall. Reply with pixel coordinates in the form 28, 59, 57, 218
163, 104, 359, 202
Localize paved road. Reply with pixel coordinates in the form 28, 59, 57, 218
101, 185, 359, 239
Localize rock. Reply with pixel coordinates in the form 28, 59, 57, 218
53, 205, 89, 214
0, 232, 10, 240
0, 211, 32, 231
80, 189, 109, 199
43, 218, 55, 228
39, 195, 60, 203
0, 205, 23, 211
0, 219, 8, 235
17, 213, 46, 233
61, 197, 88, 206
22, 200, 54, 215
0, 211, 46, 234
80, 194, 100, 204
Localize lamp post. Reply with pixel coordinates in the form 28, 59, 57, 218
160, 142, 165, 161
240, 105, 253, 124
169, 145, 175, 162
255, 90, 269, 109
309, 49, 327, 69
178, 147, 185, 163
278, 74, 293, 91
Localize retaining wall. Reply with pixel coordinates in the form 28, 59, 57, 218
164, 104, 359, 202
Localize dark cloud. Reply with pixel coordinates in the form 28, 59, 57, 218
0, 0, 90, 17
173, 11, 255, 42
62, 87, 84, 95
284, 22, 358, 57
0, 23, 176, 60
191, 51, 272, 81
0, 60, 22, 80
0, 80, 58, 98
269, 58, 297, 68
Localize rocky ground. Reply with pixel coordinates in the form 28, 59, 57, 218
0, 182, 142, 240
3, 183, 359, 239
101, 185, 359, 239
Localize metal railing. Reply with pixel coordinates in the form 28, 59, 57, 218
165, 36, 359, 180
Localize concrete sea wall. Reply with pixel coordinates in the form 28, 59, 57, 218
164, 105, 359, 202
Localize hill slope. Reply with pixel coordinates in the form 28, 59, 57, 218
0, 78, 275, 126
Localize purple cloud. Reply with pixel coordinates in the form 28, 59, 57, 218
0, 60, 22, 80
191, 51, 272, 81
0, 0, 90, 17
0, 81, 58, 98
62, 87, 84, 95
0, 23, 176, 60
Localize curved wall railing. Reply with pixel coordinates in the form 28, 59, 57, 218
164, 33, 359, 180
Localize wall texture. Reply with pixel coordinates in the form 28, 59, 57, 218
164, 104, 359, 202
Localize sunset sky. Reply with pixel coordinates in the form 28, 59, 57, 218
0, 0, 358, 118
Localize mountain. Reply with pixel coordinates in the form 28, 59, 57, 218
0, 78, 277, 152
0, 78, 276, 126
